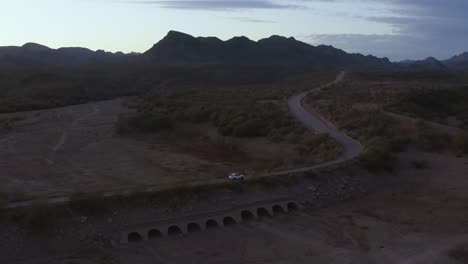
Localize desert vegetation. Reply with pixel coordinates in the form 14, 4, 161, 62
390, 84, 468, 128
0, 64, 324, 114
414, 121, 451, 152
117, 71, 343, 166
306, 71, 468, 170
305, 81, 408, 172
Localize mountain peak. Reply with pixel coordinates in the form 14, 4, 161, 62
227, 36, 253, 42
447, 52, 468, 62
22, 42, 51, 51
259, 35, 297, 44
164, 30, 195, 40
424, 56, 439, 62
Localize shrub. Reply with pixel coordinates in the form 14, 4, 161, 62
360, 137, 398, 172
453, 132, 468, 155
69, 192, 109, 215
232, 118, 269, 137
0, 193, 7, 210
416, 122, 451, 152
411, 159, 429, 169
448, 245, 468, 262
12, 201, 54, 232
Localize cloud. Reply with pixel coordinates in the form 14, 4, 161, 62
233, 17, 276, 23
306, 34, 427, 61
130, 0, 304, 10
306, 0, 468, 60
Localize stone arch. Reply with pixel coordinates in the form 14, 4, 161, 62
128, 232, 143, 242
223, 216, 237, 226
148, 229, 163, 239
187, 222, 202, 233
272, 204, 286, 214
168, 225, 183, 236
287, 202, 299, 211
206, 219, 219, 229
257, 207, 271, 217
241, 210, 255, 221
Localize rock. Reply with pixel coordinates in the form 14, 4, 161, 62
80, 216, 88, 223
110, 239, 117, 248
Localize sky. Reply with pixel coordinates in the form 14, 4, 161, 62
0, 0, 467, 61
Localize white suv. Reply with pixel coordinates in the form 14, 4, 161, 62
228, 172, 246, 181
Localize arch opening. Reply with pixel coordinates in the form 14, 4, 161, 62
287, 202, 299, 211
257, 207, 271, 218
128, 232, 143, 242
168, 225, 183, 236
241, 210, 255, 222
206, 219, 219, 229
148, 229, 162, 239
272, 205, 285, 214
187, 222, 201, 233
223, 216, 237, 226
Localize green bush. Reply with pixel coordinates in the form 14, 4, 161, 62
69, 192, 109, 215
12, 201, 54, 232
454, 132, 468, 155
416, 122, 451, 152
411, 159, 429, 169
360, 137, 398, 172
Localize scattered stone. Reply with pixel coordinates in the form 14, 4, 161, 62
110, 239, 117, 248
80, 216, 88, 223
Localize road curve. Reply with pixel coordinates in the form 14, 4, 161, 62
5, 72, 361, 209
269, 71, 361, 175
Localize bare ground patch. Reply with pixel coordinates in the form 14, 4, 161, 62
0, 99, 297, 199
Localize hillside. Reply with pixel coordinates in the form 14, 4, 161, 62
397, 53, 468, 71
0, 43, 137, 69
1, 32, 466, 72
444, 52, 468, 70
397, 57, 447, 71
143, 31, 393, 69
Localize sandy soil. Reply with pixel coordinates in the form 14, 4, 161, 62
109, 151, 468, 264
3, 149, 467, 264
0, 99, 295, 198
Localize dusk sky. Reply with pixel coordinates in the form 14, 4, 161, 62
1, 0, 467, 61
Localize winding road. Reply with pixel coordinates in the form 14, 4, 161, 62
268, 71, 361, 175
289, 72, 360, 158
5, 72, 361, 209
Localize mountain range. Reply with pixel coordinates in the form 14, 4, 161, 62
0, 30, 467, 71
143, 31, 392, 69
0, 43, 137, 69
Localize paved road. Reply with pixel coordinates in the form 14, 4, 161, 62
5, 72, 361, 209
268, 72, 361, 176
289, 72, 360, 159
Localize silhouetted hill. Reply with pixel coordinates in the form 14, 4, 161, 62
0, 31, 464, 72
397, 57, 447, 71
444, 52, 468, 70
144, 31, 393, 69
0, 43, 138, 69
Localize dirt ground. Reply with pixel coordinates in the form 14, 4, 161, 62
107, 151, 468, 264
2, 96, 468, 263
103, 152, 464, 264
4, 149, 466, 264
0, 99, 295, 199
